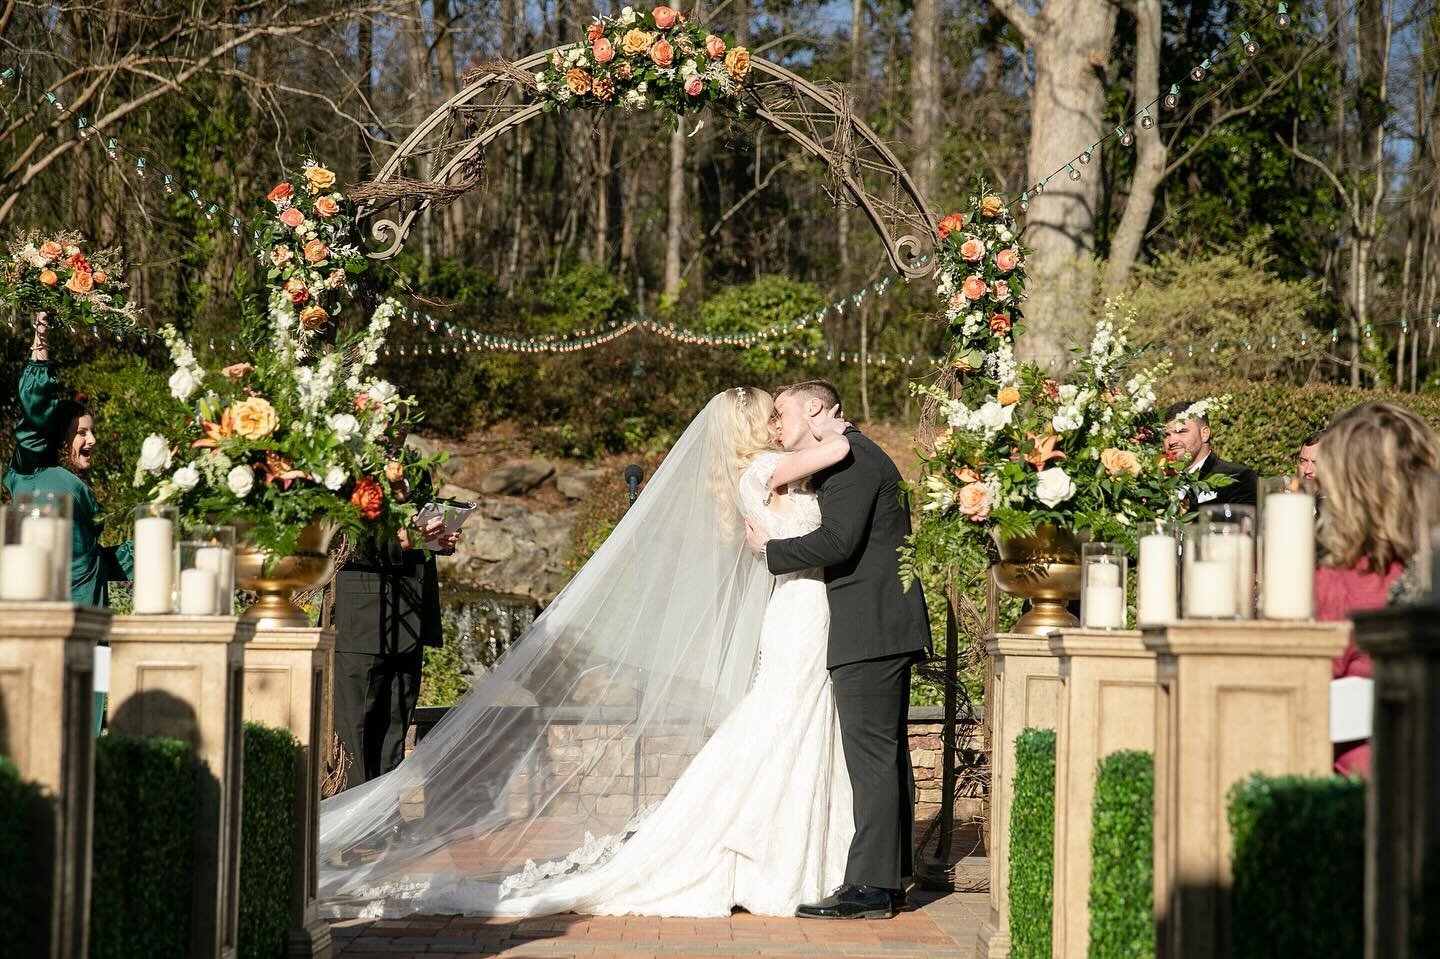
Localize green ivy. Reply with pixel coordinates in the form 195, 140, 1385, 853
238, 722, 298, 959
0, 755, 53, 956
1227, 773, 1364, 959
91, 735, 196, 959
1088, 750, 1154, 959
1009, 727, 1057, 959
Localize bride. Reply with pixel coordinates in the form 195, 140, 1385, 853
319, 386, 858, 917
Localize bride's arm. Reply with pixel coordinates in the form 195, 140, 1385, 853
767, 433, 850, 490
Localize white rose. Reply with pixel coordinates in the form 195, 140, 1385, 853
323, 465, 347, 491
620, 5, 637, 23
975, 401, 1015, 433
226, 465, 255, 499
172, 465, 201, 491
1035, 466, 1076, 508
168, 366, 201, 401
327, 413, 360, 442
138, 434, 173, 473
367, 380, 397, 405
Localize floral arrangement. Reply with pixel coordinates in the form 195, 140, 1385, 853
0, 230, 139, 332
932, 184, 1029, 374
533, 6, 752, 115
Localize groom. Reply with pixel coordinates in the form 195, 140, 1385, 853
745, 380, 932, 920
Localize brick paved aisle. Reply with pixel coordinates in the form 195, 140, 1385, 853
328, 889, 987, 958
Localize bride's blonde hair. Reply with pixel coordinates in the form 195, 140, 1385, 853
719, 386, 774, 474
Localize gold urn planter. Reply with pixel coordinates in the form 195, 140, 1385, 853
992, 525, 1086, 634
233, 521, 338, 630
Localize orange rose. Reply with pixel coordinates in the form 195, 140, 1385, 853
299, 305, 330, 330
314, 196, 339, 218
592, 37, 616, 62
724, 46, 751, 82
303, 239, 329, 263
280, 207, 305, 228
68, 252, 91, 272
705, 34, 726, 58
621, 29, 653, 55
283, 277, 309, 304
229, 396, 279, 440
38, 241, 63, 261
995, 248, 1020, 272
989, 313, 1012, 334
38, 269, 58, 286
961, 276, 987, 300
957, 482, 994, 521
304, 165, 336, 193
91, 270, 106, 284
65, 271, 94, 294
652, 5, 678, 28
587, 20, 605, 41
959, 237, 985, 262
384, 460, 406, 484
980, 194, 1004, 217
997, 386, 1021, 406
351, 476, 384, 521
565, 68, 592, 95
650, 38, 675, 68
267, 182, 294, 202
1101, 448, 1142, 477
937, 213, 965, 239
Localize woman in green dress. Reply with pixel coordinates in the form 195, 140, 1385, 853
4, 314, 133, 606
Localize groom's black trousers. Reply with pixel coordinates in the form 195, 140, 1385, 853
831, 652, 916, 890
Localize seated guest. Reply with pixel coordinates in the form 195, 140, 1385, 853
4, 314, 133, 606
1297, 430, 1323, 483
1314, 402, 1440, 777
1162, 400, 1258, 507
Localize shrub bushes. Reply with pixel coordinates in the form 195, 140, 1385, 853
1227, 773, 1365, 959
0, 755, 53, 956
1009, 727, 1057, 959
239, 722, 298, 959
1088, 750, 1154, 959
90, 734, 196, 959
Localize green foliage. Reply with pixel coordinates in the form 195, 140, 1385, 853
566, 466, 644, 572
1227, 773, 1365, 959
239, 722, 298, 959
1009, 728, 1057, 959
691, 276, 826, 379
419, 615, 472, 708
1088, 751, 1154, 959
0, 755, 53, 956
91, 735, 196, 959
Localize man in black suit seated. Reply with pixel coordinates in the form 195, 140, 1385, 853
1162, 400, 1258, 507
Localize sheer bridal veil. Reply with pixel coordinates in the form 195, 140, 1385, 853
319, 390, 775, 916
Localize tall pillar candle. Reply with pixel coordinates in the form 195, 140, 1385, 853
1262, 492, 1317, 619
0, 544, 52, 600
179, 567, 220, 615
132, 514, 175, 614
21, 514, 72, 599
1138, 532, 1178, 624
194, 546, 234, 616
1185, 559, 1238, 618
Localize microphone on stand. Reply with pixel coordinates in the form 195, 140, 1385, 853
624, 465, 643, 507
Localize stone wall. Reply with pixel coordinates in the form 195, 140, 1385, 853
434, 484, 575, 604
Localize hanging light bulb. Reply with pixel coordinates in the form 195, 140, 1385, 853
1078, 148, 1093, 165
163, 174, 174, 195
135, 156, 147, 177
1139, 106, 1154, 129
1276, 2, 1291, 28
188, 189, 201, 206
1066, 163, 1081, 181
1191, 57, 1212, 82
1035, 177, 1048, 195
1018, 192, 1030, 213
1242, 32, 1259, 56
204, 204, 218, 221
0, 68, 13, 87
1164, 84, 1181, 109
230, 218, 241, 236
104, 137, 118, 160
1116, 125, 1134, 147
44, 91, 63, 111
77, 117, 92, 141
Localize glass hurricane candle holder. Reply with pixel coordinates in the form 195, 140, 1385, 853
1, 503, 57, 601
132, 504, 178, 614
188, 524, 236, 616
1136, 518, 1180, 625
1184, 504, 1257, 619
13, 490, 73, 601
1081, 542, 1128, 629
1259, 476, 1316, 619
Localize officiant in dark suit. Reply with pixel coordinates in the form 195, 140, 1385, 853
1163, 400, 1259, 508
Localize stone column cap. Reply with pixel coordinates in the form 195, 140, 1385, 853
985, 631, 1061, 657
110, 614, 257, 645
0, 601, 112, 640
249, 624, 336, 652
1352, 605, 1440, 656
1049, 628, 1152, 658
1142, 619, 1348, 657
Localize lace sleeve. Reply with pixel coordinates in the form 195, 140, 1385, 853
738, 452, 786, 520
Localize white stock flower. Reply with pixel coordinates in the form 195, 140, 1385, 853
944, 400, 972, 429
327, 413, 360, 442
1035, 466, 1076, 508
168, 367, 201, 401
323, 465, 348, 491
922, 476, 956, 513
226, 465, 255, 499
172, 465, 201, 491
138, 435, 172, 473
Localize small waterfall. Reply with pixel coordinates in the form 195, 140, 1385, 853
440, 586, 539, 686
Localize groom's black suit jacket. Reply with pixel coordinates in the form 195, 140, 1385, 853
1193, 451, 1259, 508
765, 427, 932, 669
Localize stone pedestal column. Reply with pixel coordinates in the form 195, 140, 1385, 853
1146, 620, 1346, 959
976, 633, 1063, 959
242, 625, 335, 959
0, 602, 111, 959
1049, 628, 1157, 959
107, 615, 252, 959
1352, 607, 1440, 959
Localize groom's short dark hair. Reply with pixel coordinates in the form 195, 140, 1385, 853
781, 379, 842, 414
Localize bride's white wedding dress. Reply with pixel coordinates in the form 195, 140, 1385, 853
416, 451, 854, 918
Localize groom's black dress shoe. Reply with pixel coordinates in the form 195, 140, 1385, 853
795, 884, 896, 920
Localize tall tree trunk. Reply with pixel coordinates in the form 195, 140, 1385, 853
839, 0, 865, 278
1103, 0, 1165, 294
434, 0, 465, 258
910, 0, 941, 205
664, 123, 686, 298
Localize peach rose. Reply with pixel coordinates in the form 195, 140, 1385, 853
299, 305, 330, 330
998, 386, 1021, 406
38, 269, 58, 286
271, 245, 293, 267
565, 67, 592, 95
384, 460, 406, 484
326, 269, 346, 289
221, 362, 254, 381
705, 34, 726, 58
957, 481, 994, 521
593, 75, 616, 100
947, 292, 966, 312
725, 46, 751, 81
314, 196, 339, 218
684, 75, 704, 96
65, 271, 94, 294
91, 270, 106, 284
652, 5, 677, 28
267, 182, 294, 202
39, 241, 63, 261
1101, 448, 1142, 477
587, 20, 605, 41
980, 194, 1004, 217
650, 38, 674, 68
622, 28, 653, 55
995, 248, 1020, 272
280, 207, 305, 228
351, 476, 384, 521
304, 165, 336, 193
937, 213, 965, 239
989, 313, 1012, 334
592, 37, 616, 62
304, 239, 329, 263
992, 279, 1011, 302
229, 396, 278, 440
955, 466, 981, 484
283, 277, 309, 305
961, 276, 987, 300
959, 237, 984, 262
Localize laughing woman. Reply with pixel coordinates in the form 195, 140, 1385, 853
4, 313, 133, 606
